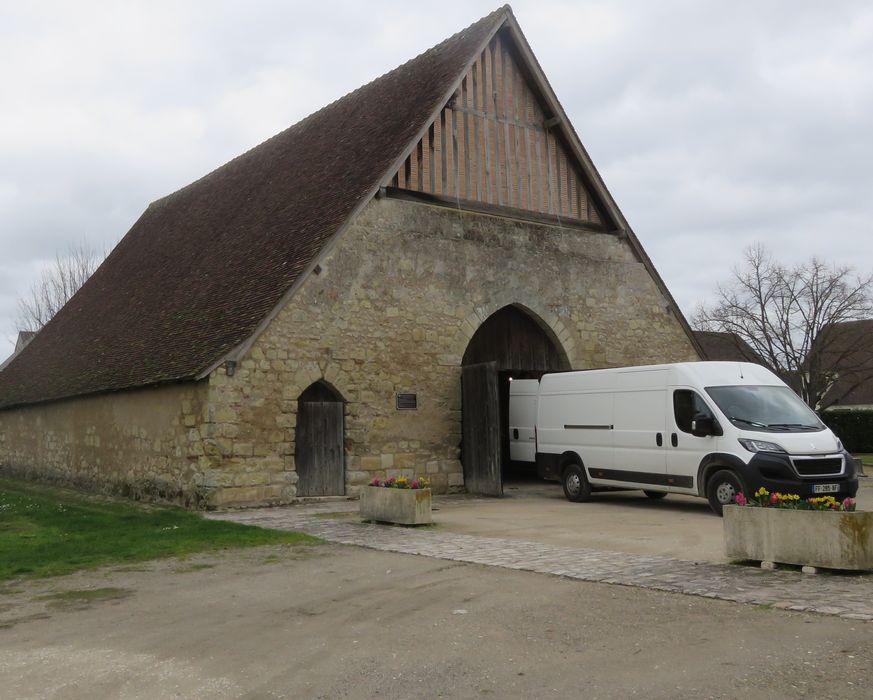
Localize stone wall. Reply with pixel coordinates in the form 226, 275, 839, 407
205, 197, 699, 505
0, 381, 212, 507
0, 197, 699, 508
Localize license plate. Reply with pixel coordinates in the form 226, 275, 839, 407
813, 483, 840, 494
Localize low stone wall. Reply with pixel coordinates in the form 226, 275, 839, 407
359, 486, 432, 525
0, 381, 213, 507
724, 505, 873, 570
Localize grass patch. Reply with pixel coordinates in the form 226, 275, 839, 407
854, 453, 873, 466
0, 478, 320, 581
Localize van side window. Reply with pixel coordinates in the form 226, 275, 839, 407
673, 390, 714, 433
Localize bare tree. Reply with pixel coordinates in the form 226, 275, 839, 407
693, 244, 873, 409
16, 240, 104, 333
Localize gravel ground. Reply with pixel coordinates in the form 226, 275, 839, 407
1, 543, 871, 699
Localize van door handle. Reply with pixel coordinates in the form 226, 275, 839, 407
656, 432, 663, 447
513, 429, 519, 439
671, 433, 678, 447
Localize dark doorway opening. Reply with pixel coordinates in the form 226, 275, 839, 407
461, 305, 571, 495
296, 380, 345, 497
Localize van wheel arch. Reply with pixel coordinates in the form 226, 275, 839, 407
697, 453, 749, 497
559, 452, 585, 472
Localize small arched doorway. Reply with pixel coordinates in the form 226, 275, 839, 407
461, 305, 570, 496
295, 380, 345, 497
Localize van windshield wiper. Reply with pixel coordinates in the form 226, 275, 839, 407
730, 417, 769, 429
767, 423, 820, 430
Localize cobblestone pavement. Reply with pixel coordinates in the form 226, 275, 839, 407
208, 498, 873, 622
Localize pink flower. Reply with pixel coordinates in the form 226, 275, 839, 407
411, 479, 419, 489
734, 492, 746, 506
843, 497, 854, 512
770, 492, 779, 505
370, 478, 381, 487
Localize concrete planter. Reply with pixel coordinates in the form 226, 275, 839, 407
360, 487, 432, 525
724, 505, 873, 571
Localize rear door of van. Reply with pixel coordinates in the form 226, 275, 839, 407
509, 379, 539, 463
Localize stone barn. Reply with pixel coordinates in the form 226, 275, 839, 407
0, 6, 701, 507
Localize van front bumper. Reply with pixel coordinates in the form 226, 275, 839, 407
741, 451, 859, 500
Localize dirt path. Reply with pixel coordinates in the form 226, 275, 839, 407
1, 543, 871, 699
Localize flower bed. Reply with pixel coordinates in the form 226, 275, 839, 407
735, 487, 855, 512
724, 489, 872, 570
368, 476, 428, 490
360, 476, 432, 525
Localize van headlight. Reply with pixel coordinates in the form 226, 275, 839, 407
836, 439, 843, 452
738, 438, 786, 454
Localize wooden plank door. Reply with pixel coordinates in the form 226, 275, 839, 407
461, 361, 503, 496
296, 400, 344, 497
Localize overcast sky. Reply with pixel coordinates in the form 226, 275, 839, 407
1, 0, 872, 360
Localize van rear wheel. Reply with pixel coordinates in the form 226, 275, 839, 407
562, 463, 592, 503
706, 469, 745, 516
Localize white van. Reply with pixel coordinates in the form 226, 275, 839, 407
510, 362, 858, 515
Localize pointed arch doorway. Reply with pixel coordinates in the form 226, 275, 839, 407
461, 305, 571, 496
296, 380, 345, 497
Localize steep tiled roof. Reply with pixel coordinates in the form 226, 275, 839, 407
0, 7, 507, 409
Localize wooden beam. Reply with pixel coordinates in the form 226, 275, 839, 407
384, 186, 616, 234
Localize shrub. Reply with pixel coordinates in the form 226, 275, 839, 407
821, 409, 873, 453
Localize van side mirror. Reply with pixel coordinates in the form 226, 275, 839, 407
691, 415, 719, 438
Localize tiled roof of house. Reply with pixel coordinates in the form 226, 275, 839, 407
0, 7, 507, 409
694, 331, 766, 365
818, 319, 873, 407
14, 331, 36, 353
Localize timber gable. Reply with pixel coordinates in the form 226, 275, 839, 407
388, 28, 607, 228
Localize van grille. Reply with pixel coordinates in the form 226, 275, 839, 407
792, 457, 843, 476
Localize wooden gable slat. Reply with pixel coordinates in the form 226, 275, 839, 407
390, 29, 605, 225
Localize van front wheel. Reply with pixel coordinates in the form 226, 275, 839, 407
562, 464, 592, 503
706, 470, 745, 516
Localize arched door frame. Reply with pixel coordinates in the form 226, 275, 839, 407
459, 303, 572, 496
456, 301, 574, 369
295, 379, 346, 497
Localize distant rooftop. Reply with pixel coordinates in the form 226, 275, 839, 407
694, 331, 765, 365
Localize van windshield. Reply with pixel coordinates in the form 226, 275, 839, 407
704, 385, 824, 432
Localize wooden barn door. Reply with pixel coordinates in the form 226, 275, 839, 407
296, 382, 344, 497
461, 361, 503, 496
